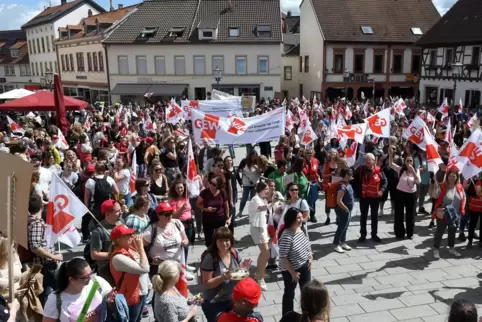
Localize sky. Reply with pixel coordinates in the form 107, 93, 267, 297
0, 0, 457, 30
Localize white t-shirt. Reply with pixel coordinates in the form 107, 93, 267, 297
43, 277, 112, 322
248, 194, 268, 229
39, 167, 53, 193
115, 169, 130, 195
61, 172, 79, 187
143, 220, 185, 262
85, 175, 116, 199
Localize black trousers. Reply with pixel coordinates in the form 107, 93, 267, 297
468, 210, 482, 243
394, 191, 417, 238
359, 197, 380, 237
81, 212, 91, 240
203, 220, 226, 247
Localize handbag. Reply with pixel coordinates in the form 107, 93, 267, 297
444, 204, 461, 228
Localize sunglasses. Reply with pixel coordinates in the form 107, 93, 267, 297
406, 159, 413, 163
76, 272, 94, 280
155, 169, 162, 172
289, 188, 299, 192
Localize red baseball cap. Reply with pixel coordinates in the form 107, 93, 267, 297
101, 200, 118, 215
232, 277, 261, 306
155, 202, 173, 214
85, 164, 95, 173
145, 137, 154, 144
110, 224, 135, 240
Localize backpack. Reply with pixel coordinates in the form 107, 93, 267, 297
73, 175, 89, 200
200, 248, 239, 272
93, 176, 113, 206
326, 182, 345, 209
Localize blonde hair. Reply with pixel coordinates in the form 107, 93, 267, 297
151, 260, 181, 294
0, 236, 16, 268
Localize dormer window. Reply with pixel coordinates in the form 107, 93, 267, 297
141, 27, 158, 38
257, 25, 271, 37
169, 27, 185, 37
198, 28, 215, 40
229, 27, 239, 37
361, 26, 373, 34
411, 27, 423, 35
202, 30, 213, 38
10, 49, 19, 58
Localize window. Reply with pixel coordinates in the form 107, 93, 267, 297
212, 56, 224, 72
140, 27, 158, 38
412, 53, 421, 73
76, 52, 84, 71
361, 26, 373, 34
174, 56, 185, 75
334, 53, 344, 73
4, 65, 9, 76
61, 55, 65, 71
28, 41, 32, 55
136, 56, 147, 75
49, 62, 53, 74
19, 65, 25, 76
52, 35, 55, 51
154, 56, 165, 74
10, 49, 19, 58
46, 36, 50, 52
45, 62, 48, 73
393, 53, 403, 73
87, 52, 92, 71
304, 55, 309, 72
374, 53, 384, 73
194, 56, 205, 75
258, 56, 268, 74
299, 56, 303, 72
69, 54, 74, 72
35, 62, 38, 75
55, 62, 59, 73
202, 30, 213, 38
31, 63, 35, 75
40, 62, 43, 75
430, 50, 437, 67
284, 66, 292, 80
257, 25, 271, 37
118, 56, 128, 74
445, 48, 454, 66
36, 39, 40, 53
99, 52, 104, 71
471, 46, 480, 65
236, 56, 247, 74
411, 27, 423, 35
41, 38, 45, 52
354, 53, 364, 73
169, 27, 185, 37
93, 52, 98, 72
229, 27, 239, 37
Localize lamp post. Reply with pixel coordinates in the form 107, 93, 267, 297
45, 70, 54, 91
213, 66, 222, 90
344, 69, 350, 98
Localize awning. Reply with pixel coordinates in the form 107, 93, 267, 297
212, 84, 260, 89
110, 84, 151, 95
147, 84, 188, 96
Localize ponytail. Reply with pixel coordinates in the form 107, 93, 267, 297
55, 262, 69, 294
55, 257, 89, 294
151, 274, 165, 294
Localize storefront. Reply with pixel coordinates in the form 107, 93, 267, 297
109, 83, 189, 104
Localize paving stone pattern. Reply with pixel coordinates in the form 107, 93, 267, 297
62, 146, 482, 322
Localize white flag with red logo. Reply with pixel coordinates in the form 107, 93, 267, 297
6, 116, 24, 134
458, 98, 464, 114
297, 106, 311, 134
46, 174, 88, 248
345, 141, 358, 167
301, 124, 318, 146
455, 128, 482, 179
392, 98, 406, 116
177, 247, 188, 298
438, 97, 449, 119
366, 108, 390, 137
443, 118, 453, 145
143, 115, 157, 131
186, 139, 200, 196
402, 116, 428, 150
285, 109, 294, 132
337, 122, 367, 144
447, 144, 461, 172
345, 105, 352, 120
424, 127, 443, 172
55, 128, 69, 150
130, 150, 137, 194
467, 114, 478, 129
166, 100, 184, 124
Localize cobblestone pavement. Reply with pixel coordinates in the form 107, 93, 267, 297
63, 146, 482, 322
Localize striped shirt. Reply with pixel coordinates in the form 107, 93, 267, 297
125, 214, 150, 234
278, 225, 310, 271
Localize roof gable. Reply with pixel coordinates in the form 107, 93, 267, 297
416, 0, 482, 47
311, 0, 440, 43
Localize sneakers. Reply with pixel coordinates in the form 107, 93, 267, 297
142, 306, 149, 318
418, 207, 429, 215
185, 271, 195, 281
433, 248, 440, 259
324, 217, 331, 225
358, 236, 366, 243
371, 235, 382, 243
458, 232, 467, 242
266, 264, 278, 270
257, 279, 267, 291
428, 220, 435, 229
448, 248, 462, 257
186, 265, 196, 272
334, 245, 344, 253
341, 243, 352, 251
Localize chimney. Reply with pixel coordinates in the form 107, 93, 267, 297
109, 0, 114, 11
61, 0, 67, 5
118, 4, 123, 9
287, 11, 292, 17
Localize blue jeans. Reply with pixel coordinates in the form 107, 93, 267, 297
123, 192, 133, 208
238, 186, 255, 214
137, 163, 145, 178
306, 182, 319, 210
228, 144, 235, 159
281, 262, 311, 316
128, 294, 147, 322
334, 207, 352, 245
459, 213, 470, 233
202, 300, 232, 322
182, 219, 194, 261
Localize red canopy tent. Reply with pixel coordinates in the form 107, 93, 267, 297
0, 91, 87, 112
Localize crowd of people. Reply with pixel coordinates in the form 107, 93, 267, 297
0, 94, 479, 322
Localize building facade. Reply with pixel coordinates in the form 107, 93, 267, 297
299, 0, 440, 101
56, 5, 136, 103
22, 0, 105, 89
280, 12, 301, 98
417, 0, 482, 108
103, 0, 282, 103
0, 30, 32, 92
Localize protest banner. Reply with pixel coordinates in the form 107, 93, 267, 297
181, 99, 243, 117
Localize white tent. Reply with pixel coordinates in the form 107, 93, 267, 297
0, 88, 34, 100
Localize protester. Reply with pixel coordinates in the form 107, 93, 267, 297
334, 168, 355, 253
448, 299, 478, 322
237, 150, 261, 216
284, 182, 309, 221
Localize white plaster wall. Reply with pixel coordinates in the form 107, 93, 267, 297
419, 78, 482, 104
58, 41, 107, 84
281, 55, 300, 97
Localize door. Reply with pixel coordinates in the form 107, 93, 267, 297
194, 87, 206, 100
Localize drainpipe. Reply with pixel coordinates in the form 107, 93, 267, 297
103, 43, 112, 106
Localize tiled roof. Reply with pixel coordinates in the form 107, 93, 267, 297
67, 24, 82, 30
10, 40, 27, 49
0, 42, 5, 48
22, 0, 106, 29
103, 0, 282, 44
416, 0, 482, 47
0, 30, 27, 55
59, 27, 67, 32
310, 0, 440, 43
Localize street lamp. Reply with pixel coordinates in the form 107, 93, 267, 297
45, 70, 54, 91
344, 69, 350, 98
213, 66, 223, 90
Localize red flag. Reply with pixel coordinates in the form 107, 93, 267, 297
54, 74, 70, 135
